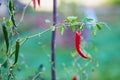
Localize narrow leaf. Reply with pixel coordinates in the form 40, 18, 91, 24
96, 23, 102, 30
66, 16, 77, 22
14, 40, 20, 65
79, 23, 84, 30
85, 17, 93, 22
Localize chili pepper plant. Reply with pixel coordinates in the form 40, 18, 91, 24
0, 0, 109, 80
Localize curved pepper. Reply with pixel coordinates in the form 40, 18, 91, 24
2, 23, 9, 53
13, 40, 20, 65
75, 31, 89, 59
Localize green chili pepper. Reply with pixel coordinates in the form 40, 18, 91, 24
8, 0, 12, 13
13, 40, 20, 65
8, 0, 14, 14
8, 0, 16, 27
11, 14, 17, 27
2, 22, 9, 53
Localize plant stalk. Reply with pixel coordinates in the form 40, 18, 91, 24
51, 0, 57, 80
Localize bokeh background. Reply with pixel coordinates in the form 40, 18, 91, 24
0, 0, 120, 80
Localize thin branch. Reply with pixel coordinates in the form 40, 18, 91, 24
27, 28, 50, 39
17, 0, 33, 26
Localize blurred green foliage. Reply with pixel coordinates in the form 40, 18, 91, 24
108, 0, 120, 5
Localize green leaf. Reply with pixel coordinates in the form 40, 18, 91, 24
66, 16, 77, 22
60, 26, 64, 35
70, 23, 76, 32
50, 26, 55, 31
73, 22, 79, 25
61, 24, 66, 28
79, 23, 84, 30
14, 40, 20, 65
85, 17, 93, 22
96, 23, 102, 30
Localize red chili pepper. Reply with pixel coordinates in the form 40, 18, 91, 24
72, 76, 77, 80
33, 0, 40, 9
37, 0, 40, 6
75, 31, 89, 59
33, 0, 36, 9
